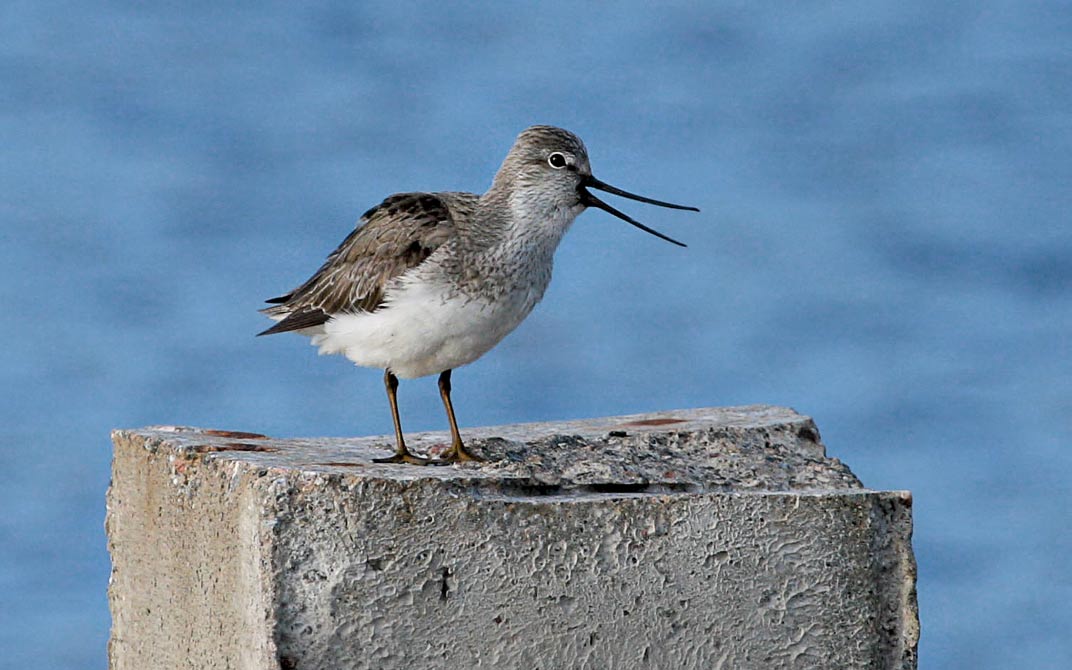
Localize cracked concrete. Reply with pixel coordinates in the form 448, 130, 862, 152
107, 405, 918, 669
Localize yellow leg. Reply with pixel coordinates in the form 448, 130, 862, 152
435, 370, 483, 463
372, 369, 432, 465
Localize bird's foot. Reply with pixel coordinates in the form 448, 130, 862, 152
372, 450, 434, 466
432, 441, 485, 465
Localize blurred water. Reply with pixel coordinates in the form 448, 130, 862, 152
2, 1, 1070, 668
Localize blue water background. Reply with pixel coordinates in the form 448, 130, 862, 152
3, 2, 1070, 668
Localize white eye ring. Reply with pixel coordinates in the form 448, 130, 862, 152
547, 152, 568, 169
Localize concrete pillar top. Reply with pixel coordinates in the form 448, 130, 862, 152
114, 404, 866, 494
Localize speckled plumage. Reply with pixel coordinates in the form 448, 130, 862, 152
260, 125, 697, 463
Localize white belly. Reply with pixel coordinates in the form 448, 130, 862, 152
309, 276, 544, 379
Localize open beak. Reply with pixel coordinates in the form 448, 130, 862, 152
579, 175, 698, 248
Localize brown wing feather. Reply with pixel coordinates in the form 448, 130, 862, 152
258, 192, 473, 336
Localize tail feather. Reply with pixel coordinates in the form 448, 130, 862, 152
257, 308, 330, 336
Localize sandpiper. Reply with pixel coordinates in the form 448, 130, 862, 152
259, 125, 698, 465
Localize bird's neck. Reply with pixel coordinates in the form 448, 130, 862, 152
474, 185, 582, 255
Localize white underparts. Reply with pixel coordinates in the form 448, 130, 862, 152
309, 273, 545, 379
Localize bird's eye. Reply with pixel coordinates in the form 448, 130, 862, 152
547, 152, 568, 169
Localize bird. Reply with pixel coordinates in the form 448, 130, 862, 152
259, 125, 698, 465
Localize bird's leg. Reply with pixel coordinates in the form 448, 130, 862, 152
372, 369, 432, 465
435, 369, 483, 463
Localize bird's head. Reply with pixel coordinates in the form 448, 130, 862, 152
494, 125, 697, 247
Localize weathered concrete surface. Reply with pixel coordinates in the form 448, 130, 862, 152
107, 405, 918, 669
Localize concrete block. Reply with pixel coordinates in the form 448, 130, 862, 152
107, 405, 918, 669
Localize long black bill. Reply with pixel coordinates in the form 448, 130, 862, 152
580, 175, 698, 248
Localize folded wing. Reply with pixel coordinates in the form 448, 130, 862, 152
258, 192, 474, 336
